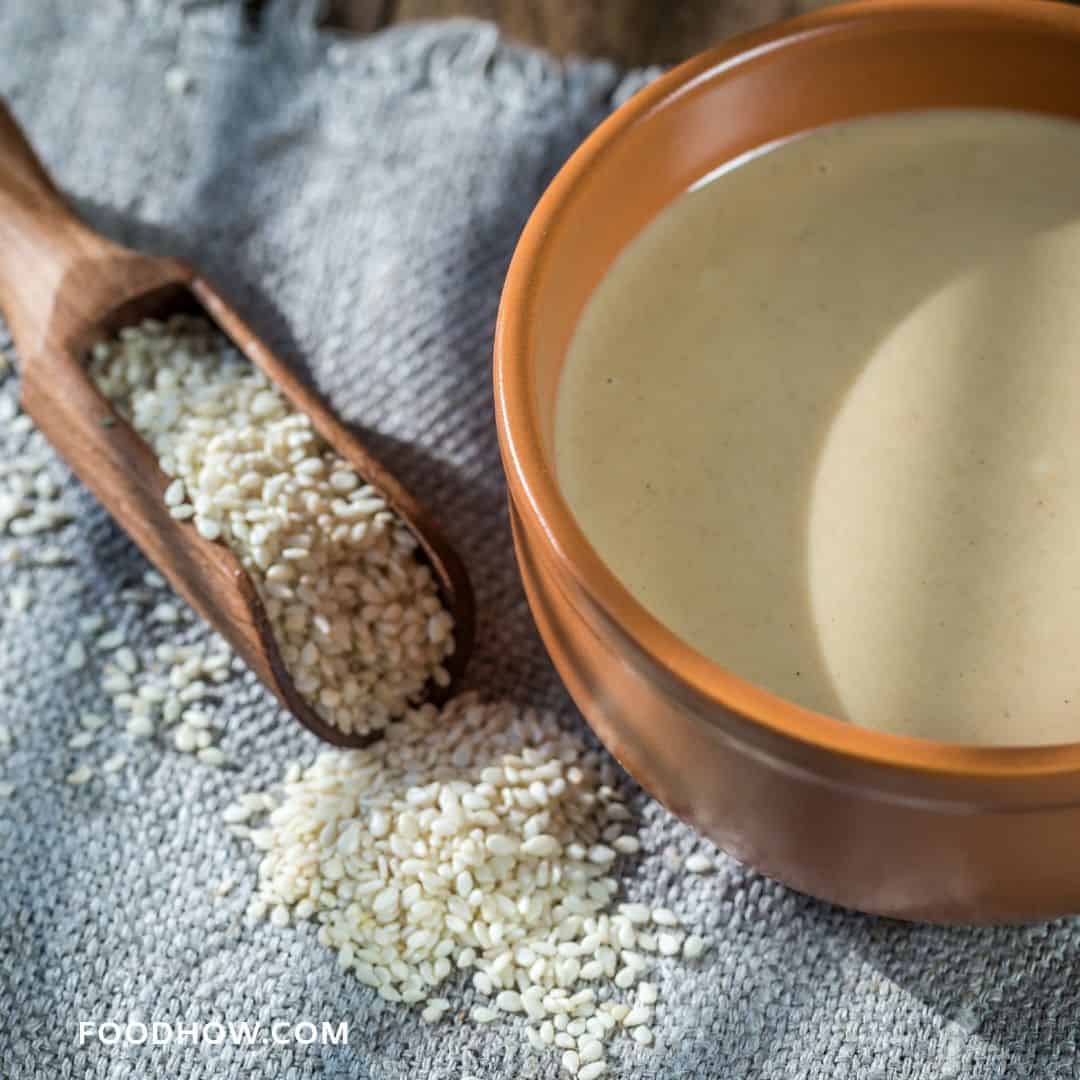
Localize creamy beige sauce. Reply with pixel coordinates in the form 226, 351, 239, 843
557, 110, 1080, 746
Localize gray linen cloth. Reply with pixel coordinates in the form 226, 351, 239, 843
1, 2, 1078, 1076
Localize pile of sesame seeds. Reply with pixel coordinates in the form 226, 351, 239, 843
91, 316, 455, 738
230, 695, 711, 1075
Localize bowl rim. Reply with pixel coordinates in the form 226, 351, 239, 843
494, 0, 1080, 782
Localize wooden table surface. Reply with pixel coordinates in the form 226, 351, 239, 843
316, 0, 835, 66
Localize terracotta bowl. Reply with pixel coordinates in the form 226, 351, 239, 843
494, 0, 1080, 923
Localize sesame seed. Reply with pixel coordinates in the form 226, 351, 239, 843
579, 1038, 604, 1063
165, 66, 193, 96
682, 935, 708, 960
152, 603, 179, 623
657, 933, 681, 956
66, 765, 93, 785
173, 726, 198, 753
64, 641, 87, 671
198, 746, 227, 767
78, 614, 105, 635
126, 716, 154, 738
684, 852, 713, 874
114, 647, 138, 674
618, 903, 650, 924
36, 545, 70, 565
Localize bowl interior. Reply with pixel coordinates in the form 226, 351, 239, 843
526, 3, 1080, 463
498, 0, 1080, 771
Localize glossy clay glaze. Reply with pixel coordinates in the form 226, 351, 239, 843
558, 109, 1080, 747
495, 0, 1080, 922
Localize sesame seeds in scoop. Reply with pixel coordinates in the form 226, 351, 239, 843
91, 316, 455, 738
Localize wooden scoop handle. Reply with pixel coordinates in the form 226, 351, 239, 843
0, 100, 64, 202
0, 99, 183, 361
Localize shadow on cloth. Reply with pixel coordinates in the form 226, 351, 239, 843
835, 913, 1080, 1076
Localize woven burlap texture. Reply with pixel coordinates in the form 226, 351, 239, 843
0, 1, 1077, 1077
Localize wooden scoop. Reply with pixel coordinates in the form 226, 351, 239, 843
0, 99, 474, 749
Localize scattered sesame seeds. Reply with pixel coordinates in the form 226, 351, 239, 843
65, 765, 93, 786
